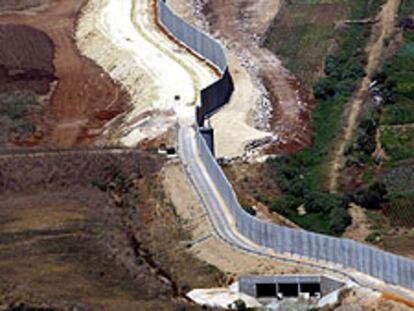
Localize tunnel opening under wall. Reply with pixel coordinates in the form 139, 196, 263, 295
256, 283, 277, 298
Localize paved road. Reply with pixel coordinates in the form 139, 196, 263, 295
113, 0, 414, 302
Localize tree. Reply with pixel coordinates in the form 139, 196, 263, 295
313, 78, 337, 100
329, 207, 352, 235
304, 191, 345, 214
233, 299, 247, 311
351, 182, 387, 210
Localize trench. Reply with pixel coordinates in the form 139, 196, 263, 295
126, 230, 192, 302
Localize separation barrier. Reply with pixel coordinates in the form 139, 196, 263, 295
156, 0, 414, 290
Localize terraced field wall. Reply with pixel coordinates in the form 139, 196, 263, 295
156, 0, 414, 290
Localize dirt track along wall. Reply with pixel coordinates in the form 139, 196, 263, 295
156, 0, 414, 290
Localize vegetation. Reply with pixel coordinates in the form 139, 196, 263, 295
242, 204, 257, 216
0, 91, 37, 143
262, 1, 384, 235
369, 12, 414, 162
381, 126, 414, 161
264, 0, 384, 88
348, 182, 388, 210
385, 192, 414, 227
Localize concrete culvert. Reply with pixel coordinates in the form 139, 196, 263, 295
278, 283, 299, 298
256, 283, 277, 298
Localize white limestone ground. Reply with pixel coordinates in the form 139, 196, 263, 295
166, 0, 273, 159
187, 288, 262, 309
76, 0, 217, 146
77, 0, 271, 157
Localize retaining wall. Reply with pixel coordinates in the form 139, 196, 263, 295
156, 0, 414, 290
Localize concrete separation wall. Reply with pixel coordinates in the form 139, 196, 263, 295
157, 0, 234, 127
156, 0, 414, 291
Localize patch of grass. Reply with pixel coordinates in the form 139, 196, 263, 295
381, 126, 414, 161
265, 22, 334, 87
382, 98, 414, 125
398, 0, 414, 21
290, 213, 332, 235
386, 192, 414, 227
0, 91, 36, 120
264, 1, 347, 88
362, 164, 375, 183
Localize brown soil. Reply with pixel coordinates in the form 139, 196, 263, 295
222, 162, 298, 227
0, 0, 49, 12
0, 150, 222, 310
222, 162, 280, 206
342, 204, 372, 242
0, 24, 55, 95
202, 0, 314, 154
0, 0, 130, 147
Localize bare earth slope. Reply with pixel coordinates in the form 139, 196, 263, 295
0, 0, 129, 147
201, 0, 314, 156
0, 150, 223, 310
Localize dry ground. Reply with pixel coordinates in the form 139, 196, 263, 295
201, 0, 315, 156
163, 163, 318, 277
0, 151, 223, 310
168, 0, 313, 158
0, 0, 129, 147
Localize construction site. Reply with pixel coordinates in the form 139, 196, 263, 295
0, 0, 414, 310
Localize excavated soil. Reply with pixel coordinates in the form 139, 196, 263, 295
0, 0, 130, 147
202, 0, 314, 155
0, 0, 49, 12
0, 24, 55, 95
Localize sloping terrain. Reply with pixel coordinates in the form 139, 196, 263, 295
0, 0, 129, 147
0, 150, 223, 310
0, 24, 55, 95
201, 0, 314, 156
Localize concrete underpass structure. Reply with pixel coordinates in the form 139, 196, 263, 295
239, 275, 344, 299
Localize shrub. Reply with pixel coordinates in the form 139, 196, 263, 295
0, 91, 36, 120
313, 78, 336, 100
242, 204, 256, 216
329, 207, 352, 235
351, 182, 387, 209
304, 191, 346, 214
233, 299, 247, 311
269, 195, 303, 216
92, 178, 108, 192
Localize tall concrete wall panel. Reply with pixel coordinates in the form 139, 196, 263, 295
195, 129, 414, 290
158, 0, 227, 71
156, 0, 414, 290
158, 0, 234, 126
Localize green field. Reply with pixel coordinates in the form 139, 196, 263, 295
381, 126, 414, 161
264, 1, 347, 88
